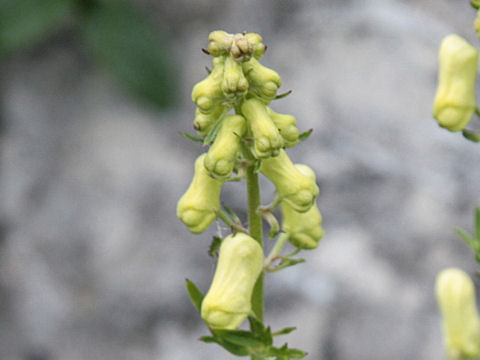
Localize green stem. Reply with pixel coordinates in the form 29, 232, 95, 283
265, 233, 289, 267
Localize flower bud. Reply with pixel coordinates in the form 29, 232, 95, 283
243, 57, 281, 104
436, 268, 480, 359
222, 55, 249, 99
177, 154, 224, 233
282, 164, 324, 249
207, 31, 233, 57
260, 150, 319, 212
204, 115, 246, 178
201, 233, 263, 330
245, 33, 265, 59
266, 107, 299, 147
241, 98, 284, 159
192, 57, 226, 114
193, 106, 225, 137
433, 34, 478, 132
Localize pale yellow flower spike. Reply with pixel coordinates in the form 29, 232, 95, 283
433, 34, 478, 132
201, 233, 263, 330
436, 268, 480, 359
176, 154, 224, 234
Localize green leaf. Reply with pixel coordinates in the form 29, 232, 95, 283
266, 344, 307, 359
274, 90, 292, 100
0, 0, 72, 55
208, 236, 222, 258
181, 132, 204, 143
456, 228, 476, 250
462, 129, 480, 143
201, 335, 251, 356
248, 315, 265, 335
212, 329, 266, 348
272, 327, 296, 336
471, 0, 480, 9
285, 348, 308, 358
80, 0, 176, 109
298, 129, 313, 142
203, 115, 224, 145
185, 279, 204, 313
221, 203, 241, 224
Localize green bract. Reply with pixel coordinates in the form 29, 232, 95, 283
282, 164, 324, 249
204, 114, 247, 178
177, 154, 224, 233
433, 34, 478, 132
436, 268, 480, 359
261, 149, 319, 212
242, 98, 284, 159
201, 233, 263, 330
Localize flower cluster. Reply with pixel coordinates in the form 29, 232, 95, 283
177, 31, 324, 331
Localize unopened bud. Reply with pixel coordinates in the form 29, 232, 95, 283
204, 115, 246, 178
193, 106, 225, 137
241, 98, 284, 159
177, 154, 224, 233
282, 164, 323, 249
260, 150, 318, 212
207, 31, 233, 57
433, 34, 478, 132
192, 57, 227, 114
222, 55, 249, 99
266, 107, 299, 148
201, 233, 263, 329
243, 57, 281, 104
436, 268, 480, 359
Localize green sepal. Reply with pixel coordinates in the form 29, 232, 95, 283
181, 132, 204, 143
185, 279, 204, 313
208, 236, 222, 258
298, 129, 313, 142
275, 90, 292, 100
199, 336, 251, 356
272, 327, 297, 337
462, 129, 480, 143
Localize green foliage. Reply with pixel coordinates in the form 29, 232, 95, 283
182, 132, 204, 143
208, 236, 222, 258
80, 0, 175, 109
185, 279, 204, 313
456, 207, 480, 263
0, 0, 72, 55
462, 129, 480, 143
200, 316, 306, 359
298, 129, 313, 143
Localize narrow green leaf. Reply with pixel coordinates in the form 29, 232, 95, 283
80, 0, 176, 109
208, 236, 222, 258
185, 279, 204, 313
248, 316, 265, 335
199, 336, 217, 343
200, 335, 251, 356
270, 257, 306, 272
286, 348, 308, 358
221, 203, 241, 224
462, 129, 480, 143
212, 329, 265, 348
181, 132, 204, 143
272, 327, 296, 336
298, 129, 313, 142
456, 228, 475, 249
274, 90, 292, 100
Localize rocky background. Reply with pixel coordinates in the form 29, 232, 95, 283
1, 0, 479, 359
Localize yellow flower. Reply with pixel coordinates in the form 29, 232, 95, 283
177, 154, 223, 233
242, 57, 281, 104
260, 149, 318, 212
222, 55, 249, 99
433, 34, 478, 132
193, 106, 225, 137
436, 268, 480, 359
266, 107, 299, 148
282, 164, 323, 249
204, 115, 246, 178
192, 57, 226, 115
201, 233, 263, 329
241, 98, 284, 159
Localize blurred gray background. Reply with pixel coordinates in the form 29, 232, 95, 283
1, 0, 479, 359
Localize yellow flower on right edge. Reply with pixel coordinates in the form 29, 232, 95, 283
436, 268, 480, 359
433, 34, 478, 132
